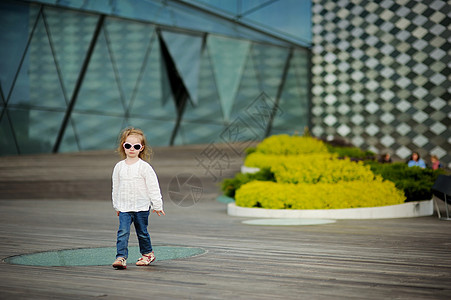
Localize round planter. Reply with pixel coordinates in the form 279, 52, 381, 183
227, 200, 433, 219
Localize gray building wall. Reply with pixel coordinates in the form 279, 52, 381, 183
311, 0, 450, 167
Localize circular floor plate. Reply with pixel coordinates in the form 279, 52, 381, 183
242, 218, 336, 226
4, 246, 205, 266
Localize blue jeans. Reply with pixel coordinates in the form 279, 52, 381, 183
116, 211, 152, 259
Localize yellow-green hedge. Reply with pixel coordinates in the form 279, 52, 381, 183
254, 134, 329, 155
274, 157, 376, 184
245, 152, 335, 169
235, 180, 405, 209
235, 134, 407, 209
245, 153, 376, 184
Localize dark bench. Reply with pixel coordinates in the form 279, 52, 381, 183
432, 174, 451, 220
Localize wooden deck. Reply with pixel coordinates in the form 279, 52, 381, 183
0, 145, 450, 299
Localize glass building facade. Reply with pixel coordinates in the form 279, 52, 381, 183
2, 0, 448, 168
0, 0, 312, 155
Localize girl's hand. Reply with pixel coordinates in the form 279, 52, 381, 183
152, 210, 165, 216
116, 211, 120, 216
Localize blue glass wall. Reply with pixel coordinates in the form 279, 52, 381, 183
0, 0, 311, 155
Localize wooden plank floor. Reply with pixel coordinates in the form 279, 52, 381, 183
0, 145, 450, 299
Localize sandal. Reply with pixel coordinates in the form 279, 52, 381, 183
112, 257, 127, 269
136, 252, 156, 266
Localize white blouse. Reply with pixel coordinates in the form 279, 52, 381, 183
112, 159, 163, 212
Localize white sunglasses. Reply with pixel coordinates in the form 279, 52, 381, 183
123, 142, 142, 150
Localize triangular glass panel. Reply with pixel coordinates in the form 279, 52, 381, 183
74, 29, 125, 114
291, 49, 309, 81
230, 49, 260, 122
162, 2, 245, 41
161, 31, 203, 105
207, 35, 250, 122
240, 1, 273, 15
71, 112, 124, 151
271, 50, 309, 134
1, 85, 6, 106
43, 7, 98, 102
176, 121, 225, 145
241, 0, 312, 46
0, 111, 19, 155
159, 53, 175, 109
233, 22, 294, 47
250, 43, 289, 99
8, 107, 65, 154
171, 0, 298, 47
180, 0, 239, 16
104, 19, 155, 108
171, 1, 301, 47
171, 127, 185, 146
58, 119, 80, 153
8, 13, 67, 109
129, 36, 177, 119
183, 45, 223, 123
115, 0, 174, 26
0, 3, 39, 99
5, 49, 30, 107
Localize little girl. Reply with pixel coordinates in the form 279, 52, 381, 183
112, 127, 165, 269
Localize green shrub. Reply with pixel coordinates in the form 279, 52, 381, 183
254, 134, 329, 155
365, 161, 446, 201
245, 147, 256, 156
235, 180, 405, 209
220, 168, 275, 198
326, 144, 376, 160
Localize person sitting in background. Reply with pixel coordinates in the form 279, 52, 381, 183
430, 155, 442, 170
378, 153, 392, 163
407, 152, 426, 168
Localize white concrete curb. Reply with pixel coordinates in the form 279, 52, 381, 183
227, 200, 434, 219
240, 165, 260, 174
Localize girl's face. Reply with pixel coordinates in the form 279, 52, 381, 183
412, 153, 419, 161
123, 134, 144, 159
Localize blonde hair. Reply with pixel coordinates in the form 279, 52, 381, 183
116, 127, 152, 162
